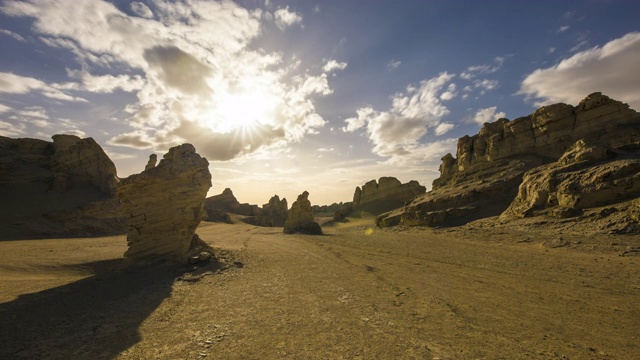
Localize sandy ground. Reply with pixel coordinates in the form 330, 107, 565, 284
0, 218, 639, 359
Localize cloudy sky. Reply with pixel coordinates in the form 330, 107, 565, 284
1, 0, 639, 206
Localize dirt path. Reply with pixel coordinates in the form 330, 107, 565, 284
1, 220, 639, 359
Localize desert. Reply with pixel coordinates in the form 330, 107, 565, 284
1, 92, 639, 359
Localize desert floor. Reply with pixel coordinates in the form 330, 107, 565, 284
1, 217, 639, 359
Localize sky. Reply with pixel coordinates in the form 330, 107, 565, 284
1, 0, 639, 206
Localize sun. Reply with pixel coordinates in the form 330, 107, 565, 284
207, 90, 277, 133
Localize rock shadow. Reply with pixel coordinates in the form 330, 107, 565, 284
0, 259, 177, 359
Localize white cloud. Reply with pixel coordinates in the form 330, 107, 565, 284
66, 69, 145, 93
0, 28, 25, 41
471, 106, 506, 125
322, 59, 347, 73
460, 56, 504, 80
474, 78, 499, 93
387, 60, 402, 70
0, 103, 12, 113
274, 6, 303, 31
440, 83, 457, 100
2, 0, 333, 161
0, 120, 26, 137
131, 2, 153, 18
343, 72, 457, 163
557, 25, 570, 33
0, 72, 86, 102
434, 122, 454, 136
519, 32, 640, 110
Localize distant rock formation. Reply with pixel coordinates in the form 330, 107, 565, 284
378, 93, 640, 229
117, 144, 212, 265
144, 154, 157, 171
351, 177, 425, 215
204, 188, 260, 219
261, 195, 288, 227
283, 191, 322, 235
0, 134, 125, 239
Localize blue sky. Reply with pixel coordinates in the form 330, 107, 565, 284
1, 0, 639, 205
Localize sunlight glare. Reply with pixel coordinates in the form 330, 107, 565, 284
207, 90, 277, 133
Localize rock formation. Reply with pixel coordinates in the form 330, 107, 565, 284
283, 191, 322, 235
378, 93, 640, 229
0, 134, 125, 239
204, 188, 261, 218
117, 144, 212, 265
351, 177, 425, 215
144, 154, 157, 171
261, 195, 288, 227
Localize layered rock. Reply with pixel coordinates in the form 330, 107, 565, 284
378, 93, 640, 228
351, 177, 426, 215
283, 191, 322, 235
0, 134, 125, 239
204, 188, 260, 218
117, 144, 212, 265
500, 140, 640, 220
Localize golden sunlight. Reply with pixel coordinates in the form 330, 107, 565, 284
207, 90, 277, 133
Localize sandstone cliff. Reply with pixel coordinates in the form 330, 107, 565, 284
117, 144, 212, 265
351, 177, 426, 215
0, 134, 124, 239
378, 93, 640, 229
284, 191, 322, 235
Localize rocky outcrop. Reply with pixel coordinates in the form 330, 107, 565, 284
283, 191, 322, 235
500, 140, 640, 221
0, 134, 125, 239
261, 195, 288, 227
378, 93, 640, 228
117, 144, 212, 265
351, 177, 426, 215
204, 188, 260, 218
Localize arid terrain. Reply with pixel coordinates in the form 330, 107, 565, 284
1, 216, 638, 359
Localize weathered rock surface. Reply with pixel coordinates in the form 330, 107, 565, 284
500, 140, 640, 221
0, 134, 125, 239
260, 195, 288, 227
117, 144, 212, 265
378, 93, 640, 229
351, 177, 426, 215
283, 191, 322, 235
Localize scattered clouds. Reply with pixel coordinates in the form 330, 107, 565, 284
0, 72, 87, 102
471, 106, 506, 125
519, 32, 640, 110
557, 26, 570, 33
0, 103, 12, 113
322, 59, 348, 73
473, 79, 499, 93
460, 56, 504, 80
274, 6, 303, 31
0, 28, 25, 41
130, 2, 153, 19
343, 72, 457, 163
434, 122, 454, 136
387, 60, 402, 71
439, 83, 457, 100
2, 0, 333, 161
0, 120, 26, 137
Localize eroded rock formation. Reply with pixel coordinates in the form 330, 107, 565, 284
351, 177, 425, 215
283, 191, 322, 235
261, 195, 288, 227
117, 144, 212, 265
378, 93, 640, 229
0, 134, 124, 239
204, 188, 260, 219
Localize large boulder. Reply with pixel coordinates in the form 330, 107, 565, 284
378, 93, 640, 228
283, 191, 322, 235
0, 134, 125, 239
117, 144, 212, 265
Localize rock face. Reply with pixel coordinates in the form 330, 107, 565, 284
117, 144, 212, 265
283, 191, 322, 235
204, 188, 260, 218
0, 134, 125, 239
261, 195, 288, 227
351, 177, 426, 215
500, 140, 640, 220
378, 93, 640, 229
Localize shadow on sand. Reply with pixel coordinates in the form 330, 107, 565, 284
0, 259, 178, 359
